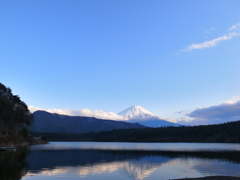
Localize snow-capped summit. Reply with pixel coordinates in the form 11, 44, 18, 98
118, 105, 158, 120
118, 105, 182, 128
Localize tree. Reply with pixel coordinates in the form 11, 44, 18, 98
0, 83, 34, 136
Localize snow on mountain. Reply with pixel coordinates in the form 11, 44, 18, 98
118, 105, 182, 127
118, 105, 158, 120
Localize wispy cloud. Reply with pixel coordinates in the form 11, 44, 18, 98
228, 22, 240, 30
182, 32, 240, 51
204, 27, 215, 34
28, 106, 127, 121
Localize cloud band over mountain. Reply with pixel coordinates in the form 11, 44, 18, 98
29, 96, 240, 126
28, 106, 127, 121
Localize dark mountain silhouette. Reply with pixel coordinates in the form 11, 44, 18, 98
31, 110, 145, 133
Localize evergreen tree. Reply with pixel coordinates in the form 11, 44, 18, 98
0, 83, 34, 136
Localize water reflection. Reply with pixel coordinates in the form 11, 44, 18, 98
0, 147, 28, 180
23, 149, 240, 180
26, 158, 178, 179
1, 142, 240, 180
25, 150, 179, 179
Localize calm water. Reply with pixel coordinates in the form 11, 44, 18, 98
1, 142, 240, 180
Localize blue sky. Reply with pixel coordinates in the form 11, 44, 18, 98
1, 0, 240, 125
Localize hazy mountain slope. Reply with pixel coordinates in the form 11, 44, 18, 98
32, 110, 145, 133
118, 105, 181, 127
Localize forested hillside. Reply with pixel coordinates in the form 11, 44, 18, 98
36, 120, 240, 143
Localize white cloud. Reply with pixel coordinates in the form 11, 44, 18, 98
28, 106, 44, 112
222, 96, 240, 105
170, 96, 240, 125
204, 27, 215, 34
182, 32, 240, 51
77, 109, 128, 120
228, 22, 240, 30
185, 96, 240, 124
159, 117, 178, 123
28, 106, 127, 121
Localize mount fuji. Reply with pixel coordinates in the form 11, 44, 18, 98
118, 105, 181, 128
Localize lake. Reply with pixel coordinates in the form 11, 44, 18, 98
1, 142, 240, 180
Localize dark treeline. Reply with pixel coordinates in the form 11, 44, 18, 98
0, 83, 34, 146
36, 120, 240, 143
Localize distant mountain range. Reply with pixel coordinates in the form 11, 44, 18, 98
31, 105, 182, 134
32, 110, 145, 133
118, 105, 181, 127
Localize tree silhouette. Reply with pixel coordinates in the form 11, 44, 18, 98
0, 83, 34, 136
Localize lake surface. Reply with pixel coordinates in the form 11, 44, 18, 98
1, 142, 240, 180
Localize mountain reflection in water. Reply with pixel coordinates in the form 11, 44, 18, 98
1, 142, 240, 180
26, 150, 176, 179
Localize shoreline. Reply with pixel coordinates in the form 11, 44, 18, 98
0, 139, 48, 152
173, 176, 240, 180
0, 137, 48, 148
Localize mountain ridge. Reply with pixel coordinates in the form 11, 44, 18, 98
31, 110, 146, 133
